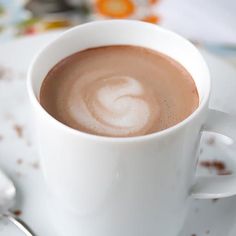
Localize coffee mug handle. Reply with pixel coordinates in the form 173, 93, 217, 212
191, 109, 236, 199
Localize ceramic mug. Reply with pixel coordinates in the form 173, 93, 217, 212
27, 20, 236, 236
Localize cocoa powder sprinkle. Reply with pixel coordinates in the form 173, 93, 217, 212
17, 159, 23, 165
13, 124, 23, 138
13, 210, 22, 216
206, 137, 215, 146
200, 160, 231, 175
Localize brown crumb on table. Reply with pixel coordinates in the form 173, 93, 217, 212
200, 160, 212, 168
16, 159, 23, 165
212, 160, 225, 171
206, 229, 210, 234
191, 234, 197, 236
206, 137, 215, 146
13, 124, 23, 138
13, 210, 22, 216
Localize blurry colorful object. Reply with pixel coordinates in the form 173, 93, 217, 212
96, 0, 135, 18
0, 0, 73, 40
148, 0, 159, 5
17, 18, 39, 35
0, 0, 31, 40
0, 0, 30, 25
0, 0, 161, 41
16, 18, 71, 36
142, 14, 160, 23
91, 0, 161, 25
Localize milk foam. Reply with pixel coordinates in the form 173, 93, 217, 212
68, 76, 160, 136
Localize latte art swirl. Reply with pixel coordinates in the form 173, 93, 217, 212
69, 76, 160, 137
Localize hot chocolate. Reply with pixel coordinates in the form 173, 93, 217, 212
40, 45, 199, 137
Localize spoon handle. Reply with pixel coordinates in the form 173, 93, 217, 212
4, 212, 36, 236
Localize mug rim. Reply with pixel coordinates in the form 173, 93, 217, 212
27, 19, 211, 143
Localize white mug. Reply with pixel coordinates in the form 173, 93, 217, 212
27, 20, 236, 236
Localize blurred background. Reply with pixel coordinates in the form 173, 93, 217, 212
0, 0, 235, 63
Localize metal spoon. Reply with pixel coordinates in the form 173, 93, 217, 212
0, 169, 36, 236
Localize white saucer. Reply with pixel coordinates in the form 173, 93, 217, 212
0, 32, 236, 236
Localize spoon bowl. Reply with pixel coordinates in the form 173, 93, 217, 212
0, 168, 36, 236
0, 170, 16, 213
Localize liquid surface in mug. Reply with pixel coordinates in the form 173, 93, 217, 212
40, 45, 199, 137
